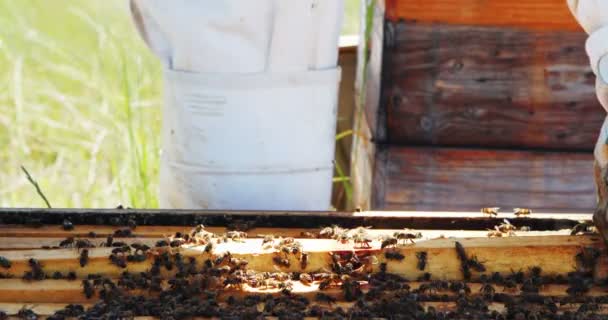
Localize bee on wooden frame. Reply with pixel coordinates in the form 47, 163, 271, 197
394, 231, 422, 245
380, 236, 398, 249
496, 219, 517, 236
416, 251, 427, 270
79, 249, 89, 267
481, 207, 499, 217
82, 279, 94, 299
384, 250, 405, 261
299, 273, 312, 286
0, 256, 11, 269
513, 208, 531, 217
487, 228, 503, 238
315, 292, 336, 305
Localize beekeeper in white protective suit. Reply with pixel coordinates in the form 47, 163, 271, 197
129, 1, 344, 210
568, 0, 608, 241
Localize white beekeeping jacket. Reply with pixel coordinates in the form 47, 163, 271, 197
568, 0, 608, 168
130, 0, 344, 72
129, 0, 344, 210
568, 0, 608, 110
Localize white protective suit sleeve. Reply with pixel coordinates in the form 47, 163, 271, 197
568, 0, 608, 241
567, 0, 608, 111
129, 0, 343, 73
567, 0, 608, 168
129, 0, 344, 210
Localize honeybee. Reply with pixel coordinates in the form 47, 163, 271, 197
299, 273, 312, 286
393, 230, 422, 245
380, 236, 398, 249
497, 219, 516, 235
352, 229, 373, 248
486, 229, 503, 238
79, 249, 89, 267
384, 250, 405, 261
513, 208, 531, 217
416, 252, 427, 270
481, 207, 499, 217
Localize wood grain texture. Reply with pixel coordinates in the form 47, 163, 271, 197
0, 279, 604, 304
375, 147, 595, 211
350, 1, 385, 210
0, 230, 577, 250
365, 1, 387, 142
0, 302, 495, 316
385, 0, 582, 31
0, 235, 602, 281
383, 21, 603, 150
2, 302, 608, 317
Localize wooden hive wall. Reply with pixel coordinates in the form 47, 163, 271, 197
353, 0, 602, 211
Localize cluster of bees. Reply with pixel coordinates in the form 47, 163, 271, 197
486, 219, 522, 238
319, 225, 370, 246
481, 207, 533, 238
263, 237, 306, 269
481, 207, 532, 217
2, 214, 606, 319
318, 225, 423, 249
454, 241, 486, 281
571, 222, 598, 236
483, 208, 599, 238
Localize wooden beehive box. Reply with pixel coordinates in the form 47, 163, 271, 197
351, 0, 603, 212
0, 209, 606, 318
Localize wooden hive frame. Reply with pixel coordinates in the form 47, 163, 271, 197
0, 208, 606, 318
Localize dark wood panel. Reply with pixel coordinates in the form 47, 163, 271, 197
375, 146, 595, 211
385, 0, 581, 31
383, 21, 604, 150
0, 208, 589, 231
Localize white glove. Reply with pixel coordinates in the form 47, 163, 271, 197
129, 0, 344, 210
567, 0, 608, 111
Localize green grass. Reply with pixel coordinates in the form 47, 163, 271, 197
0, 0, 359, 208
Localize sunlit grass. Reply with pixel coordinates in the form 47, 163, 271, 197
0, 0, 359, 209
0, 0, 161, 208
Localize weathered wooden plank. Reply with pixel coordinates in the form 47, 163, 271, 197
0, 230, 577, 250
0, 300, 607, 317
0, 280, 334, 304
376, 147, 595, 211
0, 303, 91, 317
350, 0, 386, 210
0, 302, 480, 316
0, 225, 323, 239
385, 0, 581, 31
383, 21, 602, 150
0, 279, 603, 304
0, 236, 602, 281
1, 302, 608, 318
